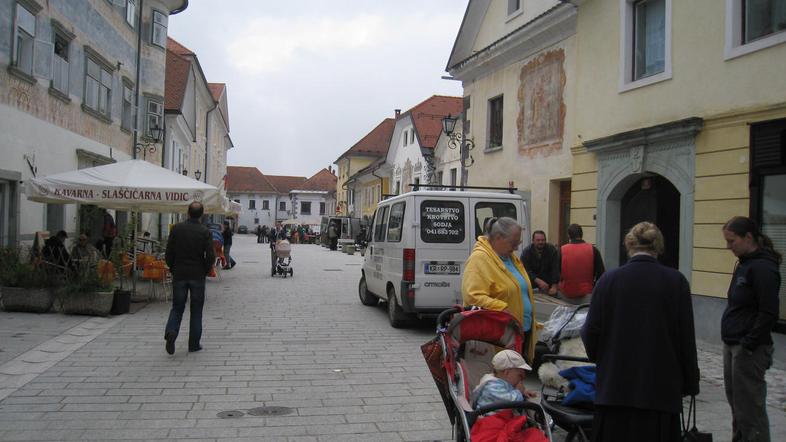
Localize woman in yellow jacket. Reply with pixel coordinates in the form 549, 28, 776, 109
462, 217, 537, 362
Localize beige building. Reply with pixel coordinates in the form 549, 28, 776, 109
570, 0, 786, 337
447, 0, 577, 244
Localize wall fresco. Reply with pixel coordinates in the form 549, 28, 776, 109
516, 49, 566, 158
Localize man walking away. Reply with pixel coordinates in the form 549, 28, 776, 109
520, 230, 560, 296
221, 221, 237, 270
164, 202, 215, 355
558, 224, 605, 304
328, 221, 338, 250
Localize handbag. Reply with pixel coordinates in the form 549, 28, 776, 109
682, 395, 713, 442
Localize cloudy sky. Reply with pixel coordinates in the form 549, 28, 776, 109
168, 0, 466, 178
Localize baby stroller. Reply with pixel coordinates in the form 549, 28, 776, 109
536, 304, 594, 442
271, 239, 293, 277
423, 307, 552, 441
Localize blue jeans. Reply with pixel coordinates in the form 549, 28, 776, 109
223, 244, 236, 268
165, 279, 205, 349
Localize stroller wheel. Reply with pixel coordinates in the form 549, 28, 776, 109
289, 268, 293, 277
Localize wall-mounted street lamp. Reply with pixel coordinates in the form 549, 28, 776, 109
135, 124, 164, 160
442, 114, 475, 169
194, 169, 202, 181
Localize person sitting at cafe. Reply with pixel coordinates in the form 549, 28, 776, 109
43, 230, 71, 272
70, 233, 100, 269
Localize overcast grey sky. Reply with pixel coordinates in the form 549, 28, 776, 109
168, 0, 466, 178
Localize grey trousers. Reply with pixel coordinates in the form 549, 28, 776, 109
723, 343, 774, 442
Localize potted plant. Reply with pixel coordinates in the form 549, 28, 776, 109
0, 246, 58, 313
109, 225, 133, 315
61, 263, 115, 316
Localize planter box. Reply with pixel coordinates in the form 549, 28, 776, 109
111, 289, 131, 315
0, 287, 55, 313
62, 290, 114, 316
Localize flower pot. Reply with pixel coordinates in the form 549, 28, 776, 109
0, 286, 55, 313
62, 290, 115, 316
111, 289, 131, 315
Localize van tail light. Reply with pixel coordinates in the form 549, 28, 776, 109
403, 248, 416, 282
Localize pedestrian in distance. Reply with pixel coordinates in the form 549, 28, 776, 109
462, 217, 537, 362
581, 221, 699, 442
221, 221, 236, 270
721, 216, 781, 442
520, 230, 559, 297
164, 201, 216, 355
558, 223, 605, 304
328, 221, 338, 251
256, 225, 263, 243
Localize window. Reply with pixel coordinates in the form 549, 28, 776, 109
508, 0, 521, 16
437, 171, 443, 186
726, 0, 786, 59
262, 200, 270, 210
421, 200, 465, 243
121, 82, 133, 131
51, 32, 70, 94
248, 199, 256, 210
386, 202, 406, 242
743, 0, 786, 43
320, 202, 326, 215
254, 217, 259, 224
151, 10, 168, 48
450, 168, 458, 189
414, 177, 420, 191
84, 53, 113, 118
620, 0, 671, 91
395, 181, 400, 195
146, 97, 163, 137
126, 0, 136, 28
474, 202, 518, 238
633, 0, 666, 80
12, 3, 36, 76
301, 201, 311, 215
750, 119, 786, 321
488, 95, 503, 148
403, 130, 408, 146
411, 129, 415, 145
279, 201, 286, 211
374, 206, 389, 242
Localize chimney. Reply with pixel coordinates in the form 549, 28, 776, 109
394, 109, 401, 118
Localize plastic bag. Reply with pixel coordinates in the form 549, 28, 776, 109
539, 305, 588, 345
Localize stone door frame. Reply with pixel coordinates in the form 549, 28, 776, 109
584, 118, 703, 279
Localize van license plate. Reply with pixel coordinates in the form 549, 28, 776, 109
425, 263, 460, 274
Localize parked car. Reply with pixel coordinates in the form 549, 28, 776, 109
237, 225, 248, 234
358, 189, 529, 328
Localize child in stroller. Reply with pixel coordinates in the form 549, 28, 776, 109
424, 307, 551, 442
270, 238, 293, 277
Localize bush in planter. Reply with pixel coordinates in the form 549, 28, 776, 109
62, 264, 115, 316
0, 247, 58, 313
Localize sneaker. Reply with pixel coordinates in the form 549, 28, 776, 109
165, 331, 176, 355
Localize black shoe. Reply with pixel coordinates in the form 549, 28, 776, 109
230, 262, 236, 269
165, 331, 176, 355
188, 345, 203, 352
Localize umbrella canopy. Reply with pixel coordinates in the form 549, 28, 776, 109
281, 219, 300, 225
26, 160, 224, 213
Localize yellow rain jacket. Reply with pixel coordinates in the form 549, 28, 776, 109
462, 236, 538, 361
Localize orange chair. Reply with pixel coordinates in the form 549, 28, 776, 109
142, 260, 171, 301
210, 240, 225, 279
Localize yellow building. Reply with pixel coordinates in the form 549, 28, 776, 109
447, 0, 577, 244
346, 158, 390, 222
571, 0, 786, 334
333, 118, 395, 217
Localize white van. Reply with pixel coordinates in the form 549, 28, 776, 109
358, 190, 530, 327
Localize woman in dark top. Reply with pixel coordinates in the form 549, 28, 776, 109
221, 222, 236, 270
721, 216, 781, 442
582, 221, 699, 442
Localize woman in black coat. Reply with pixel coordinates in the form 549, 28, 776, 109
582, 222, 700, 442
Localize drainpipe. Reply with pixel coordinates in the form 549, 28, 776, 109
131, 0, 144, 160
204, 103, 218, 184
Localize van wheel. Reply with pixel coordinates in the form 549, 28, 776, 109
358, 276, 377, 306
387, 286, 407, 328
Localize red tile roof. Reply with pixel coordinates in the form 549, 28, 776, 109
406, 95, 463, 149
167, 37, 195, 56
264, 175, 307, 194
335, 118, 395, 162
208, 83, 225, 101
165, 48, 190, 111
299, 168, 338, 192
226, 166, 277, 193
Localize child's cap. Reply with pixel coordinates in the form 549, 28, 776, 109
492, 350, 532, 371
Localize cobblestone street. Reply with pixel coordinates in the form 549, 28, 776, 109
0, 235, 784, 441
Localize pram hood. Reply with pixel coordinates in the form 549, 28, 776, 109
443, 309, 524, 352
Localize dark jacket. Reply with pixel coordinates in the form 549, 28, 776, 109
520, 243, 559, 285
43, 237, 70, 269
721, 248, 781, 350
165, 219, 215, 281
222, 227, 233, 247
581, 255, 700, 414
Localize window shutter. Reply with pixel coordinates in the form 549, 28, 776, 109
751, 120, 786, 170
33, 39, 52, 78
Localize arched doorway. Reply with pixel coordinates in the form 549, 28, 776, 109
618, 174, 680, 269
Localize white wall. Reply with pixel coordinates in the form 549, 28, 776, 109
228, 192, 277, 228
388, 117, 426, 194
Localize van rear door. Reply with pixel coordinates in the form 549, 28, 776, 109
413, 195, 470, 308
470, 197, 527, 255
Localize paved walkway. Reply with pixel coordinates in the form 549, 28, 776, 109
0, 235, 783, 441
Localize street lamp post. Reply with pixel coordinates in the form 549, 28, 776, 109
442, 114, 475, 188
134, 124, 164, 160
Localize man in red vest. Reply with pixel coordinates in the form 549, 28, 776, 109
558, 224, 605, 304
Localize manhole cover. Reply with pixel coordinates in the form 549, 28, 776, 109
217, 410, 244, 418
247, 406, 294, 417
323, 269, 342, 272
